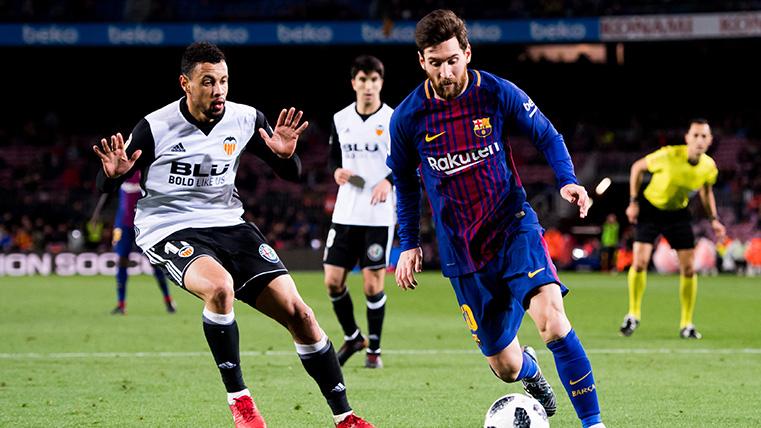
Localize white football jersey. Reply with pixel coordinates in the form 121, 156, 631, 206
330, 103, 396, 227
109, 98, 281, 251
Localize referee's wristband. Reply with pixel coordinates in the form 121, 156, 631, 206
629, 196, 638, 203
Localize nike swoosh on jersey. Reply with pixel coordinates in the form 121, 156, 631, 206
444, 159, 486, 175
527, 268, 546, 278
569, 370, 592, 386
425, 131, 446, 142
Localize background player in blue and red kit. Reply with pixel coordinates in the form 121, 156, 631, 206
387, 10, 604, 428
110, 171, 175, 315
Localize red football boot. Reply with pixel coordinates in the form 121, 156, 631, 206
336, 413, 374, 428
229, 395, 266, 428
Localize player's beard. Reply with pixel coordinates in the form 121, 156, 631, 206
434, 71, 468, 100
205, 103, 225, 119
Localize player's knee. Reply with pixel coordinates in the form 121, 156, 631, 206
290, 302, 317, 328
681, 264, 695, 277
363, 281, 383, 296
633, 259, 648, 271
325, 280, 346, 296
206, 276, 235, 308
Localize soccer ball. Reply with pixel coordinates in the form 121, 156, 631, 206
483, 393, 549, 428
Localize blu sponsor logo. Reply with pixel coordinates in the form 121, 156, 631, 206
168, 161, 230, 187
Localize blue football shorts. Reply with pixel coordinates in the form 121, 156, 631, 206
449, 228, 568, 356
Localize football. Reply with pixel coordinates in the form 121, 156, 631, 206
483, 393, 549, 428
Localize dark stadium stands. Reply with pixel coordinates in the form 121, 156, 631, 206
3, 0, 761, 22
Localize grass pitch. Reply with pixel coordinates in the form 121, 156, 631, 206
1, 272, 760, 427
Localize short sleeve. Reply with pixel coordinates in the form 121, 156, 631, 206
645, 147, 669, 173
705, 163, 718, 186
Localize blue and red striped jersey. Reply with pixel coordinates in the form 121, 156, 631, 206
387, 69, 577, 277
115, 171, 142, 229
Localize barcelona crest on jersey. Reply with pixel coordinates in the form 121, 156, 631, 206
472, 117, 492, 138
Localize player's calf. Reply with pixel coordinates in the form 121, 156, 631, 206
296, 333, 353, 419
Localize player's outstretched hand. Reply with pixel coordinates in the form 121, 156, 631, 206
560, 183, 591, 218
260, 107, 309, 158
396, 247, 423, 290
92, 133, 142, 178
370, 179, 392, 205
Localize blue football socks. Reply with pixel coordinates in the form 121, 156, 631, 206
547, 329, 601, 427
516, 349, 539, 381
116, 266, 128, 303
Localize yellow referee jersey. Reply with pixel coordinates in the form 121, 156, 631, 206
643, 145, 718, 210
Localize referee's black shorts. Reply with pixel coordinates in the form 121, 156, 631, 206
634, 196, 695, 250
144, 223, 288, 305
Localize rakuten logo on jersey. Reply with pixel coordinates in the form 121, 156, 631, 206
426, 142, 501, 175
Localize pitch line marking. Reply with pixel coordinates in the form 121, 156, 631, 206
1, 348, 760, 360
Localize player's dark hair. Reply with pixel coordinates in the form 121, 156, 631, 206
350, 55, 385, 79
415, 9, 469, 54
689, 118, 709, 127
181, 42, 226, 76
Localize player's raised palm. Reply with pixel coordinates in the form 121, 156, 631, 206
93, 132, 142, 178
259, 107, 309, 158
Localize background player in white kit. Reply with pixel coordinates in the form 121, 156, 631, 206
323, 55, 395, 369
93, 42, 373, 428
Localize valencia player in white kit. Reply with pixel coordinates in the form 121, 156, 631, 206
323, 56, 395, 369
93, 42, 373, 428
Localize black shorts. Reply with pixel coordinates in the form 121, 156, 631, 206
634, 197, 695, 250
144, 223, 288, 304
323, 223, 393, 270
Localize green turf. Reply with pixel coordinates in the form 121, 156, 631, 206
1, 272, 760, 427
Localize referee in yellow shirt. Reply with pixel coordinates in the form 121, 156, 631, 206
620, 119, 726, 339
